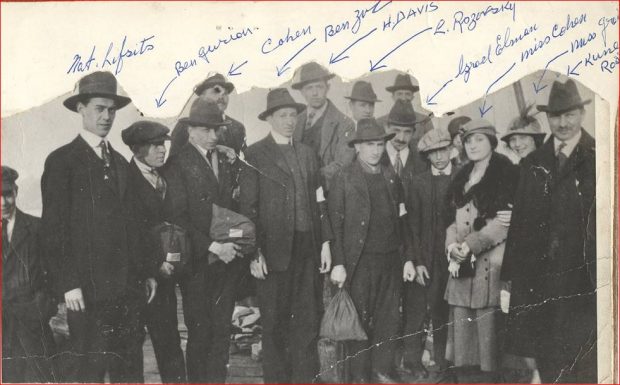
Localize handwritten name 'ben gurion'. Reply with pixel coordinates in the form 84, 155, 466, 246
67, 35, 155, 76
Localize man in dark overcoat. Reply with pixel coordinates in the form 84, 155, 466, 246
40, 71, 157, 383
122, 121, 187, 383
329, 118, 416, 383
501, 79, 597, 383
164, 98, 245, 383
2, 166, 58, 383
239, 88, 333, 383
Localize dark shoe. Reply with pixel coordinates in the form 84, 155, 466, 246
371, 371, 400, 384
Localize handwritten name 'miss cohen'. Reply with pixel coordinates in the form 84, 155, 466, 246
67, 35, 156, 76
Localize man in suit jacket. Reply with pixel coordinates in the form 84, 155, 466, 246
239, 88, 333, 383
329, 118, 415, 384
122, 121, 187, 383
402, 129, 455, 379
169, 73, 246, 157
501, 79, 597, 383
291, 62, 356, 190
164, 98, 245, 383
381, 100, 430, 199
2, 167, 58, 383
40, 71, 157, 383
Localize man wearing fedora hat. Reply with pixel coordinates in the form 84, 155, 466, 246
239, 88, 333, 383
345, 80, 380, 125
329, 118, 415, 383
501, 78, 596, 383
40, 71, 157, 382
377, 73, 434, 145
291, 62, 356, 190
164, 98, 245, 383
2, 166, 58, 382
169, 73, 247, 158
122, 121, 188, 383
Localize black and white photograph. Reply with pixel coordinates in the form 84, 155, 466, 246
1, 1, 617, 383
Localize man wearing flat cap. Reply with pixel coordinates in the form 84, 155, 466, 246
40, 71, 156, 382
122, 121, 187, 383
164, 98, 244, 383
169, 73, 247, 157
401, 129, 455, 379
345, 80, 380, 125
501, 78, 597, 383
328, 118, 415, 383
239, 88, 333, 383
291, 61, 356, 190
377, 73, 434, 147
2, 166, 58, 382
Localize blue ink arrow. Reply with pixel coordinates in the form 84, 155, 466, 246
369, 26, 432, 72
479, 62, 516, 117
155, 76, 178, 108
426, 79, 453, 106
533, 50, 569, 94
329, 28, 378, 65
567, 60, 582, 77
228, 60, 248, 76
276, 38, 317, 77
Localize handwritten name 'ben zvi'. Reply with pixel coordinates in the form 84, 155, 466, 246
67, 35, 155, 76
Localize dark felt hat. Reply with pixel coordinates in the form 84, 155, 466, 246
2, 166, 18, 193
194, 73, 235, 96
348, 118, 395, 147
345, 81, 380, 103
63, 71, 132, 112
447, 116, 472, 139
387, 100, 417, 127
122, 121, 171, 146
537, 79, 591, 114
258, 88, 306, 121
291, 62, 335, 90
385, 74, 420, 94
179, 99, 231, 127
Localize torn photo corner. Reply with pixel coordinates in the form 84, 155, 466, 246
1, 1, 617, 384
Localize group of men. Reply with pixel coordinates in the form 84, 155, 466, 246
1, 61, 597, 384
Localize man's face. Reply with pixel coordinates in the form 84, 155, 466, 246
300, 81, 329, 109
188, 125, 219, 150
392, 89, 414, 102
547, 108, 584, 142
388, 124, 414, 151
349, 100, 375, 121
355, 140, 385, 166
200, 85, 229, 112
427, 147, 452, 170
139, 142, 167, 168
78, 97, 117, 138
2, 188, 17, 220
268, 107, 298, 138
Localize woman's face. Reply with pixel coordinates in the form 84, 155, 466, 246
464, 133, 493, 162
508, 134, 537, 159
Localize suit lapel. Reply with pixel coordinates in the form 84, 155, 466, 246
350, 161, 370, 205
7, 210, 30, 254
557, 129, 594, 181
319, 101, 338, 160
187, 144, 219, 187
294, 112, 307, 143
381, 164, 399, 218
110, 144, 127, 198
293, 142, 308, 185
262, 135, 293, 178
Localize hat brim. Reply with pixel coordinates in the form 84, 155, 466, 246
291, 74, 336, 90
501, 130, 546, 142
348, 133, 396, 147
178, 117, 232, 127
419, 141, 452, 154
63, 93, 132, 112
194, 81, 235, 96
387, 119, 416, 127
385, 85, 420, 93
536, 99, 591, 114
258, 103, 306, 121
344, 96, 381, 103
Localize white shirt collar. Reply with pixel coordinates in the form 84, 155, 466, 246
4, 210, 16, 241
190, 141, 209, 158
432, 163, 452, 176
134, 157, 156, 174
80, 130, 108, 149
270, 130, 293, 145
554, 129, 582, 158
385, 141, 410, 166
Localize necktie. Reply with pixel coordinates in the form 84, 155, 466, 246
151, 169, 166, 199
556, 141, 568, 171
2, 218, 9, 258
394, 150, 403, 177
306, 111, 316, 130
99, 140, 113, 180
438, 171, 445, 176
207, 150, 219, 181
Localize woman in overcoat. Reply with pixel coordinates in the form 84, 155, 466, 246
443, 119, 519, 380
